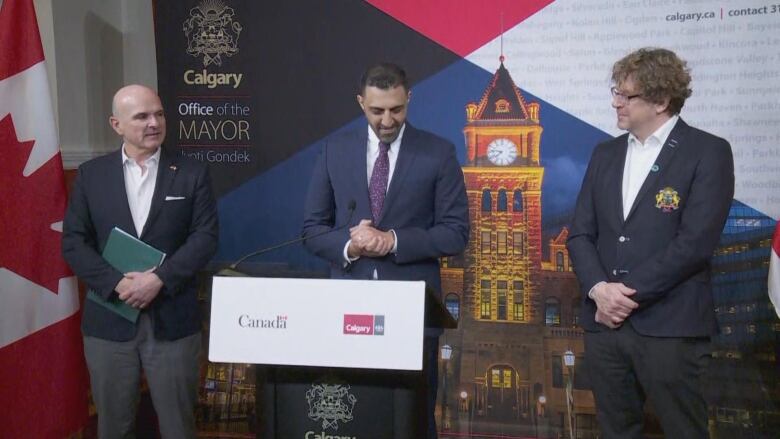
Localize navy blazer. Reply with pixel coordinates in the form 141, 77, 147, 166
62, 148, 218, 341
302, 123, 469, 297
567, 119, 734, 337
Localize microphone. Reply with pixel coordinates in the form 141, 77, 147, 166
218, 200, 357, 276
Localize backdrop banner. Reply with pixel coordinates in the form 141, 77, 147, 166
155, 1, 780, 437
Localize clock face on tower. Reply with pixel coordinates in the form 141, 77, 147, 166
486, 138, 518, 166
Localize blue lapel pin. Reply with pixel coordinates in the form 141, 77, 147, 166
651, 164, 660, 172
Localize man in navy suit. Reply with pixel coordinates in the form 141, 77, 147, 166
567, 48, 734, 438
302, 63, 469, 438
62, 85, 218, 439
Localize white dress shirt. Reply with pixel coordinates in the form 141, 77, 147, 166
621, 115, 678, 219
122, 145, 160, 235
342, 124, 406, 265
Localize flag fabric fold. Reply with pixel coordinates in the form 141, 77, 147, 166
769, 222, 780, 318
0, 0, 89, 437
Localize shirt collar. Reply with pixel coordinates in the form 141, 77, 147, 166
628, 115, 679, 149
367, 123, 406, 152
122, 144, 161, 166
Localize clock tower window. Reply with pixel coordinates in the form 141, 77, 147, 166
498, 190, 508, 211
481, 231, 492, 254
544, 298, 561, 326
513, 232, 525, 256
480, 280, 492, 319
513, 281, 525, 321
481, 190, 492, 212
513, 190, 524, 212
497, 281, 508, 320
497, 231, 507, 254
495, 98, 511, 113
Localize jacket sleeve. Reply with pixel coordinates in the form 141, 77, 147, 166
567, 144, 610, 297
302, 141, 352, 265
393, 145, 470, 263
61, 166, 124, 299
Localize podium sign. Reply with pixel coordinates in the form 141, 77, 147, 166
209, 277, 426, 370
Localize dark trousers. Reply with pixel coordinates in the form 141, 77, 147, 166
584, 322, 711, 439
423, 335, 439, 439
83, 313, 202, 439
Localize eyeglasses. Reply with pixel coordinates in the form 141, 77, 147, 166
610, 87, 642, 104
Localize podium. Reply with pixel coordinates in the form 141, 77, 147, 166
209, 274, 456, 438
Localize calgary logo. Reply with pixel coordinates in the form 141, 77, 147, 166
183, 0, 243, 67
306, 383, 357, 431
343, 314, 384, 336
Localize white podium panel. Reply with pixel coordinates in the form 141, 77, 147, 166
208, 277, 426, 370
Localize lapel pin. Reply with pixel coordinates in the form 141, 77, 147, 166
668, 139, 678, 148
651, 164, 660, 172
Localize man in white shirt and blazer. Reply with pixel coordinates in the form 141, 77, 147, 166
63, 85, 218, 439
567, 48, 734, 438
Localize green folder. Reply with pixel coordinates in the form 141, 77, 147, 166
86, 227, 166, 323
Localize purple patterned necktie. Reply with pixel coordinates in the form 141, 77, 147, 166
369, 141, 390, 222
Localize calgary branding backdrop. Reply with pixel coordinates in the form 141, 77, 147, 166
155, 0, 779, 437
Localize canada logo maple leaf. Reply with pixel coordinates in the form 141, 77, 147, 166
0, 114, 72, 293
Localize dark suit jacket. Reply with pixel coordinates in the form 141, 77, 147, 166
567, 119, 734, 337
302, 123, 469, 297
62, 148, 218, 341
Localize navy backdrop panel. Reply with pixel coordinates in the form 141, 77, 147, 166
155, 0, 462, 198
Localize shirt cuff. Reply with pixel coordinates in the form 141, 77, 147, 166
390, 229, 398, 254
343, 240, 360, 265
588, 281, 606, 300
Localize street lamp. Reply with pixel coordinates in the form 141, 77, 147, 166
440, 345, 452, 430
441, 344, 453, 360
563, 350, 576, 439
537, 395, 546, 438
460, 391, 470, 435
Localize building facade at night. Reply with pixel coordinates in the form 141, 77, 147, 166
708, 201, 780, 437
439, 58, 596, 438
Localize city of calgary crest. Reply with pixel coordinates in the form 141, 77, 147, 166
655, 187, 680, 212
183, 0, 243, 67
306, 383, 357, 430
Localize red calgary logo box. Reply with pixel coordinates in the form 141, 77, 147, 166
343, 314, 384, 335
343, 314, 374, 335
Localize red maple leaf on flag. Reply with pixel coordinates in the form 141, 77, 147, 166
0, 114, 72, 292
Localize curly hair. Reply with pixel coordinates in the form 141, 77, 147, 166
612, 48, 692, 115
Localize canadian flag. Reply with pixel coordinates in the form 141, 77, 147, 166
769, 222, 780, 318
0, 0, 89, 437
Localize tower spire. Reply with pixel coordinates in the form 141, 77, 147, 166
499, 12, 505, 64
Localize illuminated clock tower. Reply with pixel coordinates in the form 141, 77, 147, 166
462, 57, 544, 324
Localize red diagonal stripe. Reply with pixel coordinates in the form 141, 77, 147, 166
365, 0, 555, 57
0, 0, 45, 81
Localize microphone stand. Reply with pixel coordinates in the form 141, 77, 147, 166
217, 201, 357, 276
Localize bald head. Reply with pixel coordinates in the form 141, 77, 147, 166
109, 84, 166, 159
112, 84, 159, 117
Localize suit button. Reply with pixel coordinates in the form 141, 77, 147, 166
612, 269, 617, 276
618, 236, 626, 242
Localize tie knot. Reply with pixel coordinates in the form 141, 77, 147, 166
379, 142, 390, 153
